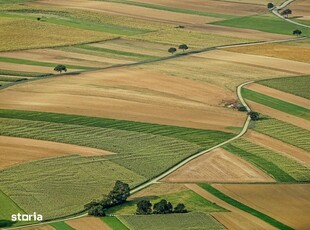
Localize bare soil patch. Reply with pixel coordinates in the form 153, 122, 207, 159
214, 184, 310, 230
245, 130, 310, 166
0, 68, 244, 131
163, 148, 274, 183
186, 184, 275, 230
246, 83, 310, 109
66, 217, 111, 230
245, 100, 310, 130
0, 136, 112, 169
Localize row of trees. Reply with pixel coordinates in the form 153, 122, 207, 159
168, 44, 189, 55
85, 180, 130, 216
136, 199, 187, 215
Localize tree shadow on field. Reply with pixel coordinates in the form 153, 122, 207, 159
0, 219, 16, 227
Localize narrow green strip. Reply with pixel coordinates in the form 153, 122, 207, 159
102, 216, 129, 230
242, 88, 310, 120
0, 57, 94, 70
0, 69, 50, 77
198, 184, 294, 230
50, 221, 75, 230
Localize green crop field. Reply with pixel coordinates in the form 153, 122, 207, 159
102, 217, 129, 230
107, 189, 225, 215
253, 117, 310, 152
50, 222, 75, 230
199, 184, 293, 230
0, 155, 145, 220
0, 109, 234, 179
212, 14, 310, 36
242, 88, 310, 120
118, 212, 226, 230
224, 138, 310, 182
258, 76, 310, 100
0, 76, 27, 82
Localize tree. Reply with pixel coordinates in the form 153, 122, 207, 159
104, 180, 130, 208
54, 65, 67, 74
136, 200, 152, 215
88, 205, 106, 217
168, 47, 177, 55
153, 199, 173, 214
293, 29, 302, 36
267, 3, 274, 9
248, 111, 260, 121
174, 203, 187, 213
281, 9, 292, 18
84, 200, 99, 210
178, 44, 188, 52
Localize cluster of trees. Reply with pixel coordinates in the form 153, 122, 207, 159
136, 199, 187, 215
248, 111, 260, 121
168, 44, 189, 55
85, 180, 130, 217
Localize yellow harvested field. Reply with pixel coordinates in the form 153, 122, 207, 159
34, 0, 218, 25
66, 217, 111, 230
226, 43, 310, 63
245, 83, 310, 109
135, 55, 294, 91
214, 184, 310, 230
245, 100, 310, 130
0, 16, 114, 52
133, 0, 267, 15
194, 50, 310, 75
0, 136, 113, 169
163, 148, 274, 183
245, 130, 310, 166
0, 68, 245, 131
186, 184, 276, 230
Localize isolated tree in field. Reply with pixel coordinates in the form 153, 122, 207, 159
153, 199, 173, 214
168, 47, 177, 55
178, 44, 189, 52
248, 111, 260, 121
293, 29, 302, 36
267, 3, 274, 9
54, 64, 67, 74
281, 9, 292, 18
136, 200, 152, 215
174, 203, 187, 213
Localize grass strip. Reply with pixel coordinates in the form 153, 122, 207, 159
0, 57, 93, 70
0, 69, 51, 77
0, 76, 27, 82
76, 44, 158, 59
50, 222, 75, 230
102, 216, 129, 230
97, 0, 235, 19
198, 183, 294, 230
242, 88, 310, 120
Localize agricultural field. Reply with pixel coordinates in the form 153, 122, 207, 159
118, 212, 225, 230
65, 216, 112, 230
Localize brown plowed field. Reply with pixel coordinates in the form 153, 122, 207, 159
194, 50, 310, 75
0, 68, 244, 131
33, 0, 218, 25
226, 43, 310, 63
0, 136, 112, 169
245, 100, 310, 130
214, 184, 310, 230
245, 130, 310, 166
162, 148, 275, 183
245, 83, 310, 109
186, 184, 276, 230
66, 217, 112, 230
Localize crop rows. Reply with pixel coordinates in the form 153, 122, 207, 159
224, 139, 310, 182
253, 118, 310, 151
118, 212, 225, 230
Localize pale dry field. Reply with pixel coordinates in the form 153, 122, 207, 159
245, 83, 310, 109
33, 0, 219, 25
290, 0, 310, 21
0, 136, 112, 169
226, 43, 310, 63
66, 217, 112, 230
214, 184, 310, 230
216, 0, 283, 5
163, 148, 275, 183
245, 100, 310, 130
133, 0, 267, 15
0, 62, 71, 74
245, 130, 310, 165
0, 68, 245, 131
186, 184, 276, 230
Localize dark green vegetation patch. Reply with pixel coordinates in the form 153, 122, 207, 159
102, 216, 129, 230
50, 222, 75, 230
